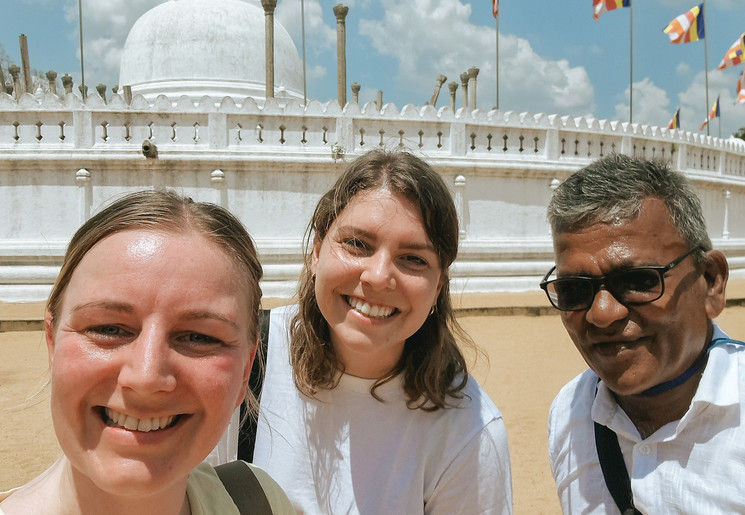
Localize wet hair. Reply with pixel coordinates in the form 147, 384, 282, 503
547, 153, 712, 262
46, 189, 263, 411
291, 148, 474, 411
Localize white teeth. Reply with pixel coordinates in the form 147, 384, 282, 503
104, 407, 175, 432
346, 297, 394, 318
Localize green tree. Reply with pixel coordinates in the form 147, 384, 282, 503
734, 127, 745, 141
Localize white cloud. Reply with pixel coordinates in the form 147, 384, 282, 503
614, 78, 672, 126
677, 68, 745, 137
358, 0, 594, 115
676, 61, 691, 76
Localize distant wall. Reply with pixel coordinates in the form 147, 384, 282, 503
1, 90, 744, 301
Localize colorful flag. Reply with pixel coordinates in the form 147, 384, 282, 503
667, 108, 680, 130
664, 4, 705, 44
717, 34, 745, 70
737, 89, 745, 105
593, 0, 630, 21
737, 68, 745, 104
492, 0, 498, 18
700, 96, 720, 130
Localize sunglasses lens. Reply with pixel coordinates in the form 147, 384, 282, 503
609, 269, 663, 303
548, 279, 594, 311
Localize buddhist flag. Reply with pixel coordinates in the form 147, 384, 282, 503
700, 96, 719, 130
737, 68, 745, 104
737, 89, 745, 105
717, 33, 745, 70
664, 4, 705, 44
593, 0, 630, 21
492, 0, 498, 18
667, 108, 680, 130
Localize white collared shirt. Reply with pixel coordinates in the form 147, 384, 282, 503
548, 324, 745, 514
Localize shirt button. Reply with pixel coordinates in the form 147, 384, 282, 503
638, 444, 651, 455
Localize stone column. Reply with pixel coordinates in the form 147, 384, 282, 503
9, 65, 21, 99
448, 81, 458, 111
46, 71, 58, 96
261, 0, 277, 99
62, 73, 73, 95
333, 4, 349, 107
376, 90, 383, 110
467, 66, 479, 111
430, 74, 447, 107
351, 82, 360, 104
0, 64, 6, 93
19, 34, 33, 94
459, 72, 469, 110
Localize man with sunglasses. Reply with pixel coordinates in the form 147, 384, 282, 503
543, 153, 741, 514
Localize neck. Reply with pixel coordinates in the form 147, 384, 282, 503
614, 363, 705, 439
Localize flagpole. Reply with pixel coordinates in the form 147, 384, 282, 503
629, 0, 633, 124
703, 0, 709, 136
495, 12, 499, 110
78, 0, 86, 100
301, 0, 307, 106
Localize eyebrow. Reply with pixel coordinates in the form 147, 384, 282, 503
338, 226, 436, 252
71, 302, 239, 330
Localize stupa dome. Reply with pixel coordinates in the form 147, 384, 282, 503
118, 0, 303, 103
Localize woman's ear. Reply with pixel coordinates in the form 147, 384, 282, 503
311, 236, 322, 275
237, 333, 259, 410
702, 250, 729, 319
44, 312, 56, 369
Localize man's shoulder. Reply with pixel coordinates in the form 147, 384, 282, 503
550, 368, 598, 414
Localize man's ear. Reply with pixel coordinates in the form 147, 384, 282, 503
44, 312, 56, 369
702, 250, 729, 319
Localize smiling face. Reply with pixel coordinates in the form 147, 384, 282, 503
311, 188, 443, 379
46, 229, 254, 497
554, 198, 726, 396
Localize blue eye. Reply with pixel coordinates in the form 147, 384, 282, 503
184, 333, 221, 344
88, 325, 127, 337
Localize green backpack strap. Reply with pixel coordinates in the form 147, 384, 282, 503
215, 460, 273, 514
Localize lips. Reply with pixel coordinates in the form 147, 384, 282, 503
345, 295, 397, 318
592, 339, 642, 357
102, 406, 180, 432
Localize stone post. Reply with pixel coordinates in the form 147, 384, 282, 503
46, 71, 58, 96
76, 168, 92, 224
62, 73, 73, 94
467, 66, 479, 111
459, 72, 469, 110
96, 83, 106, 103
0, 64, 6, 93
376, 90, 383, 111
351, 82, 360, 104
19, 34, 33, 94
333, 4, 349, 107
79, 84, 88, 99
9, 65, 21, 99
261, 0, 277, 99
448, 81, 458, 111
429, 74, 447, 107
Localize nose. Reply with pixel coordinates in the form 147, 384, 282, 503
359, 251, 396, 290
584, 287, 628, 328
118, 326, 177, 393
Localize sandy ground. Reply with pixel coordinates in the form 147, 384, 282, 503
2, 305, 745, 514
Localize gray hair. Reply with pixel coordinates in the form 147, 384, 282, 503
547, 153, 712, 259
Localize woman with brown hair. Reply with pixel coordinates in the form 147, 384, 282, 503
251, 149, 512, 513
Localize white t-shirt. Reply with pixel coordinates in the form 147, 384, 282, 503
252, 304, 513, 514
548, 324, 745, 514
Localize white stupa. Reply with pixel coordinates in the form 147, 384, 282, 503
118, 0, 303, 103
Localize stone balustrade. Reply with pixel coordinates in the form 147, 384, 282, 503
0, 90, 743, 301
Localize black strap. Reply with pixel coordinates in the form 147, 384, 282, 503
215, 460, 273, 514
238, 309, 271, 462
594, 421, 642, 515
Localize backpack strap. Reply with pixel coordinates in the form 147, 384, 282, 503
594, 421, 642, 515
238, 308, 271, 461
215, 460, 273, 514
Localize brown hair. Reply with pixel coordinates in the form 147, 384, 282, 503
46, 189, 263, 412
291, 149, 474, 411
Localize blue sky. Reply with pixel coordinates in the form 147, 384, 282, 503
1, 0, 744, 137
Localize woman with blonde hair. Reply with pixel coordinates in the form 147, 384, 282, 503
251, 149, 513, 513
0, 190, 293, 514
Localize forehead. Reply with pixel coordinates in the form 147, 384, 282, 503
553, 198, 688, 273
338, 188, 425, 227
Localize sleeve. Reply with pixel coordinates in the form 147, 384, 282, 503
247, 463, 297, 515
425, 417, 513, 515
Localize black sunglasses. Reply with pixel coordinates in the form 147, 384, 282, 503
540, 247, 702, 311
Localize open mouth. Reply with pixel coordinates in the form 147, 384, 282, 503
101, 406, 181, 432
345, 296, 397, 319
